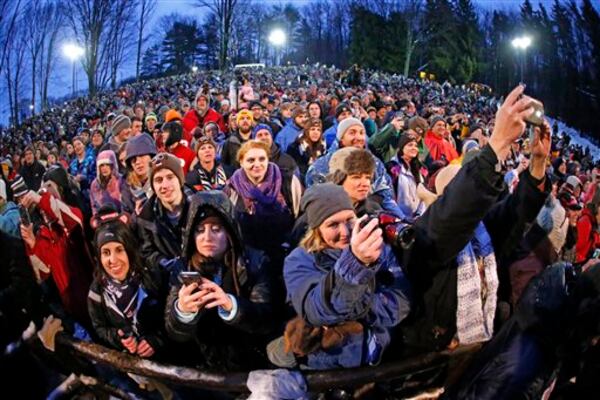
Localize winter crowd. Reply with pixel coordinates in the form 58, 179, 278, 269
0, 65, 599, 399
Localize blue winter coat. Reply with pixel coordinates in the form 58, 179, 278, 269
275, 121, 303, 153
69, 150, 96, 193
0, 201, 20, 238
323, 122, 338, 149
304, 145, 405, 218
283, 246, 411, 369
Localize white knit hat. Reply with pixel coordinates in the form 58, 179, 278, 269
336, 117, 364, 141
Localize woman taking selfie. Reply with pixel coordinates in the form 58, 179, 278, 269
165, 191, 275, 370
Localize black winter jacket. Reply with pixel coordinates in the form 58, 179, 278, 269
87, 262, 168, 358
137, 186, 195, 271
396, 145, 550, 353
164, 191, 276, 370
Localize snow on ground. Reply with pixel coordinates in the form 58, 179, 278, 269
548, 117, 600, 160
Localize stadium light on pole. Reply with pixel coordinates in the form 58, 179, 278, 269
191, 65, 198, 73
268, 28, 286, 66
511, 36, 531, 83
63, 43, 85, 96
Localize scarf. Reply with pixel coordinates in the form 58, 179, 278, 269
193, 163, 227, 191
102, 271, 141, 327
298, 138, 325, 164
455, 222, 498, 345
229, 162, 287, 215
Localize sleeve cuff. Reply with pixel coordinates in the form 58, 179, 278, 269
174, 299, 198, 323
334, 248, 379, 285
218, 295, 238, 321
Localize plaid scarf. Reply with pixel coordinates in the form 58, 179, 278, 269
455, 222, 498, 345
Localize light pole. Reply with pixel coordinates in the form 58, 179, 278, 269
62, 43, 85, 96
268, 28, 286, 66
511, 36, 532, 83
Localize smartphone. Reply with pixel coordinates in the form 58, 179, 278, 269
179, 271, 202, 286
19, 205, 31, 226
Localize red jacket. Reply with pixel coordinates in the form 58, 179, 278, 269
25, 192, 93, 324
575, 208, 599, 263
424, 130, 458, 163
182, 108, 226, 143
169, 143, 196, 176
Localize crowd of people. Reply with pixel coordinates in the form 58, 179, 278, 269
0, 64, 599, 399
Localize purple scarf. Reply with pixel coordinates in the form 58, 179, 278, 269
230, 163, 287, 214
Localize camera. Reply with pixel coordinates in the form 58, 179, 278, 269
525, 99, 544, 126
360, 213, 415, 250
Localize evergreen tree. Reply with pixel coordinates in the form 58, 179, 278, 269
140, 44, 163, 78
161, 20, 203, 74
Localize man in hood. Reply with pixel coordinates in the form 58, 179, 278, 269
182, 90, 226, 143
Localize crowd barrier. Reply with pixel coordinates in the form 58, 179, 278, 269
28, 333, 482, 398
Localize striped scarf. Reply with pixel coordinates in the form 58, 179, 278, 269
191, 164, 228, 191
455, 222, 498, 345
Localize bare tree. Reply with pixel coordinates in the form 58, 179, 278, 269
102, 0, 137, 89
64, 0, 113, 97
25, 2, 50, 111
3, 15, 28, 125
401, 0, 428, 76
135, 0, 157, 80
0, 0, 22, 76
39, 1, 64, 110
195, 0, 242, 70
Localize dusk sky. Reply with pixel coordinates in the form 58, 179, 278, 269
0, 0, 561, 124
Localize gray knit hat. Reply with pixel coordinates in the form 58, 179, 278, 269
336, 117, 364, 142
301, 183, 354, 229
112, 115, 131, 136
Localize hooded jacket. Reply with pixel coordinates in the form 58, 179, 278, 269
164, 191, 275, 370
182, 108, 226, 144
90, 150, 122, 215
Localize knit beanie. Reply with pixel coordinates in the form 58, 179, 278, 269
125, 133, 158, 165
236, 109, 254, 125
335, 103, 352, 119
162, 121, 183, 148
301, 183, 354, 229
43, 166, 70, 193
397, 134, 418, 155
195, 135, 217, 151
112, 115, 131, 136
164, 109, 182, 123
429, 115, 445, 129
336, 117, 364, 142
252, 124, 273, 139
149, 152, 184, 189
144, 112, 157, 123
10, 175, 28, 197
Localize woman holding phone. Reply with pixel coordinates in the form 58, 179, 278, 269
164, 190, 275, 370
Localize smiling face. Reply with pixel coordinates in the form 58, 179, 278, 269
194, 221, 229, 260
339, 124, 366, 149
152, 168, 183, 207
318, 209, 356, 250
342, 173, 372, 203
402, 140, 419, 160
73, 140, 85, 156
241, 148, 269, 184
100, 241, 130, 282
432, 120, 446, 137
